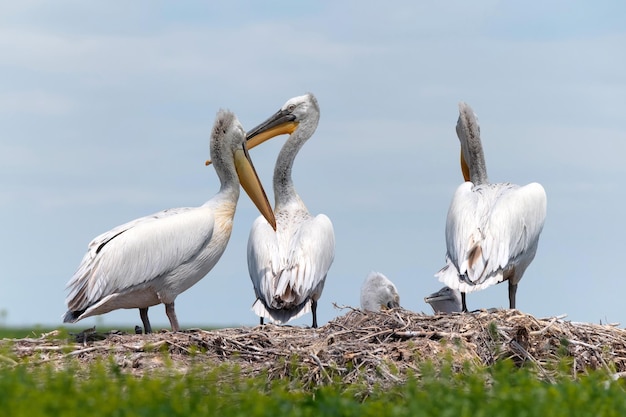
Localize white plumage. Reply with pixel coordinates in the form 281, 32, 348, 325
246, 93, 335, 327
435, 102, 547, 311
360, 271, 400, 312
64, 110, 275, 333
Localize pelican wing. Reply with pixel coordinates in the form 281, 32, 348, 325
66, 207, 215, 311
438, 181, 546, 292
247, 216, 281, 305
276, 214, 335, 303
248, 214, 335, 322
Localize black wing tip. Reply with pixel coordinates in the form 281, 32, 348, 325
263, 301, 310, 324
63, 309, 85, 323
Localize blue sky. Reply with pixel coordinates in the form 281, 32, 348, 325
1, 1, 625, 329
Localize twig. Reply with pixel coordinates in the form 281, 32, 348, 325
530, 316, 560, 336
309, 353, 331, 383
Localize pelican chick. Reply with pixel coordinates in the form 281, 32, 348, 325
435, 102, 547, 311
360, 271, 400, 312
424, 286, 462, 314
245, 93, 335, 328
63, 110, 275, 333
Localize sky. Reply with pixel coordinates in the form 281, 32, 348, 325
1, 1, 625, 330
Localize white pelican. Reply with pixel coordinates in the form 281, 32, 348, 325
435, 102, 547, 312
424, 286, 462, 314
63, 110, 276, 333
360, 271, 400, 312
245, 93, 335, 328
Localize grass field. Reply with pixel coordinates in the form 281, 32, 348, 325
1, 355, 625, 416
2, 317, 626, 416
0, 326, 57, 339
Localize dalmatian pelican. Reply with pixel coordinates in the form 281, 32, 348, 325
360, 271, 400, 312
424, 286, 462, 314
64, 110, 276, 333
244, 93, 335, 327
435, 102, 547, 311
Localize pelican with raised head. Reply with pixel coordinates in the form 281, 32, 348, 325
63, 110, 276, 333
360, 271, 400, 312
244, 93, 335, 328
435, 102, 547, 312
424, 286, 462, 314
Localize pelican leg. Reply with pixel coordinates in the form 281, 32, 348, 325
461, 292, 468, 313
139, 307, 152, 334
508, 282, 517, 309
260, 317, 264, 325
165, 302, 180, 332
311, 299, 318, 328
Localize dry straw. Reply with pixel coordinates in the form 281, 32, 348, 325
4, 306, 626, 390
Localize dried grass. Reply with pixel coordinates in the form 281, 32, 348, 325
3, 306, 626, 390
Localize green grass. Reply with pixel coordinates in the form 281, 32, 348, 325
0, 358, 625, 416
0, 326, 221, 339
1, 324, 624, 415
0, 326, 159, 340
0, 326, 59, 339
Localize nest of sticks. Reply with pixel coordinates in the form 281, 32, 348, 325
3, 306, 626, 390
